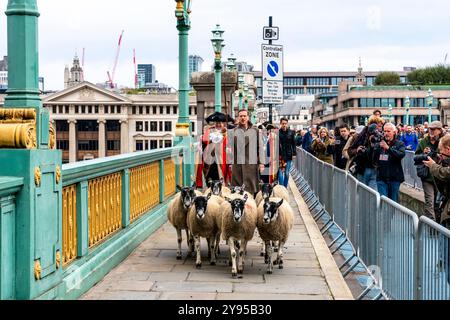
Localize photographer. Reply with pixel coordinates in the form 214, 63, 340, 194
347, 116, 385, 191
415, 121, 445, 222
333, 124, 351, 170
423, 134, 450, 227
372, 123, 406, 202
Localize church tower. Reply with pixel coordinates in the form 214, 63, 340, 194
356, 57, 366, 84
64, 54, 84, 88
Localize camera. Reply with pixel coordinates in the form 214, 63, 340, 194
414, 151, 437, 165
370, 131, 384, 144
265, 29, 273, 38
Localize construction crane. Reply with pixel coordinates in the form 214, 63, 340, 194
133, 49, 138, 89
107, 30, 124, 89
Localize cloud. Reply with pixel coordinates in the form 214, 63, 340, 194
366, 5, 382, 31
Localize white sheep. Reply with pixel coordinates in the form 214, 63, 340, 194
229, 183, 254, 200
187, 193, 223, 268
255, 182, 289, 207
167, 183, 201, 259
256, 197, 294, 274
204, 178, 231, 198
221, 194, 258, 277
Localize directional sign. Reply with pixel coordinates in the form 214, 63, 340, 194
262, 44, 284, 104
262, 44, 283, 81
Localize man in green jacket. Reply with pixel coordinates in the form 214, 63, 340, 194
415, 121, 445, 221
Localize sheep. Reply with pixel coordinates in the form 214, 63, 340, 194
254, 181, 290, 256
187, 193, 223, 268
255, 181, 289, 207
204, 178, 231, 198
167, 183, 201, 260
221, 193, 258, 277
229, 183, 254, 200
256, 197, 294, 274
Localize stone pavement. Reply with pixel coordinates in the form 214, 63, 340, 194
81, 185, 353, 300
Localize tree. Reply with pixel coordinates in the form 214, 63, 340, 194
374, 72, 401, 85
407, 64, 450, 85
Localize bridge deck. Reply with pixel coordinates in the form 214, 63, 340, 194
81, 183, 352, 300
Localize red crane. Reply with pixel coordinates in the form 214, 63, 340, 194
107, 30, 124, 89
133, 49, 138, 89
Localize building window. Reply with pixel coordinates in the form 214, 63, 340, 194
107, 140, 120, 150
150, 140, 158, 150
145, 140, 149, 150
145, 121, 149, 132
139, 106, 143, 114
146, 106, 150, 114
81, 106, 86, 113
136, 121, 144, 132
173, 106, 178, 114
159, 106, 164, 114
159, 121, 163, 131
153, 106, 157, 114
56, 120, 69, 132
95, 106, 99, 113
88, 106, 92, 113
191, 122, 195, 132
106, 120, 120, 132
132, 106, 136, 114
165, 140, 172, 148
150, 121, 158, 132
58, 105, 63, 113
56, 140, 69, 150
164, 121, 172, 132
78, 140, 98, 151
77, 120, 98, 132
189, 107, 192, 115
75, 106, 79, 113
166, 106, 171, 114
304, 115, 308, 120
136, 140, 144, 151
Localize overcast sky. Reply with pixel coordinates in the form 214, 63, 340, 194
1, 0, 450, 90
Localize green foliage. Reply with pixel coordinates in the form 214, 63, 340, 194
374, 72, 401, 85
407, 64, 450, 85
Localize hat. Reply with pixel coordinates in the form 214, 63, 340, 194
205, 112, 234, 124
355, 125, 365, 135
429, 121, 443, 130
262, 121, 275, 130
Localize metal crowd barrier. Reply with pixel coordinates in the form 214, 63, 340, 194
292, 146, 450, 300
403, 150, 423, 190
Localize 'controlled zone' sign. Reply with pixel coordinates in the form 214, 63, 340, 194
262, 44, 283, 104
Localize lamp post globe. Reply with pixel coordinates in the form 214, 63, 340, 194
243, 84, 249, 110
405, 96, 410, 126
211, 24, 225, 112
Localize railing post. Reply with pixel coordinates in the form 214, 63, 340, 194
121, 169, 130, 228
159, 160, 165, 203
76, 181, 89, 257
175, 155, 181, 187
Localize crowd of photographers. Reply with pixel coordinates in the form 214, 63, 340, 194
298, 109, 450, 228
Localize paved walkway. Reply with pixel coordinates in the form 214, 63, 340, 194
81, 182, 353, 300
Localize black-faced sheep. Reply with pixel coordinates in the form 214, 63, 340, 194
204, 178, 231, 197
187, 193, 223, 268
256, 197, 294, 274
167, 183, 201, 259
255, 181, 290, 207
229, 183, 254, 200
221, 194, 258, 277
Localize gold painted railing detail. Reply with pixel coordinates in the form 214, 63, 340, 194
179, 157, 183, 186
164, 159, 176, 198
62, 185, 77, 266
88, 173, 122, 248
129, 162, 160, 222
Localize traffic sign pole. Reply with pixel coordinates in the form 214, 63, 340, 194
269, 16, 273, 124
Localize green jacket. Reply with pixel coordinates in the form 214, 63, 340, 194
429, 163, 450, 224
311, 138, 334, 165
415, 135, 440, 182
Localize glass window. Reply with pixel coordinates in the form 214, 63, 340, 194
77, 120, 98, 132
153, 106, 157, 114
173, 106, 177, 114
132, 106, 136, 114
146, 106, 150, 114
145, 122, 149, 132
136, 140, 143, 151
150, 121, 157, 132
106, 121, 120, 132
191, 122, 195, 132
136, 121, 143, 132
159, 121, 163, 131
145, 140, 149, 150
56, 120, 69, 132
78, 140, 98, 151
165, 140, 172, 148
150, 140, 158, 150
139, 106, 143, 114
166, 106, 171, 114
107, 140, 120, 150
159, 106, 164, 114
56, 140, 69, 150
164, 121, 172, 132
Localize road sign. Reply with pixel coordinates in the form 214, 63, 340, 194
263, 26, 279, 40
262, 44, 283, 104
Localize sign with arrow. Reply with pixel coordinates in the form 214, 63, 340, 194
262, 44, 284, 104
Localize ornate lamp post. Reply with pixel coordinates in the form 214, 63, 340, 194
427, 88, 434, 123
174, 0, 193, 185
238, 73, 244, 110
211, 24, 225, 113
243, 84, 249, 110
388, 103, 393, 123
227, 54, 236, 118
404, 96, 410, 126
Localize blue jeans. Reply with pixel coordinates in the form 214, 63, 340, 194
278, 160, 292, 188
376, 180, 401, 202
357, 168, 378, 192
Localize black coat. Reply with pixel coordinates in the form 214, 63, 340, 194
373, 139, 406, 183
279, 128, 296, 161
333, 136, 349, 170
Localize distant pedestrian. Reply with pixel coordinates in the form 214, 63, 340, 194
311, 127, 334, 165
400, 125, 419, 151
278, 118, 296, 187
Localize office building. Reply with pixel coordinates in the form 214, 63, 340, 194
137, 64, 156, 88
